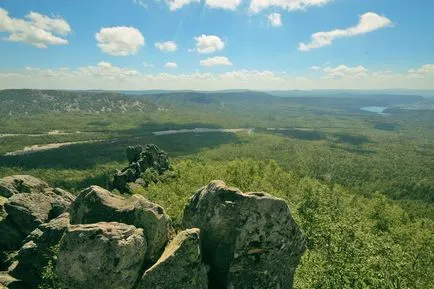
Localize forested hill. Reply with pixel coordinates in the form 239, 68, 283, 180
0, 89, 156, 115
1, 89, 429, 116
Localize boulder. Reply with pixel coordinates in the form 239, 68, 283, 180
9, 213, 70, 287
0, 218, 25, 251
182, 181, 306, 289
127, 145, 143, 164
0, 176, 49, 198
0, 272, 28, 289
4, 191, 72, 236
112, 144, 171, 192
56, 222, 146, 289
70, 186, 171, 263
137, 144, 170, 174
0, 197, 6, 219
138, 228, 208, 289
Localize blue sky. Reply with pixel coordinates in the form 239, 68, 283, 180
0, 0, 433, 90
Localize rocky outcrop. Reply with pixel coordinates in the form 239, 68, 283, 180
0, 175, 49, 198
0, 272, 27, 289
112, 144, 171, 193
9, 213, 70, 287
69, 185, 172, 263
183, 181, 306, 289
0, 174, 305, 289
4, 191, 72, 236
56, 222, 146, 289
0, 176, 74, 273
138, 228, 208, 289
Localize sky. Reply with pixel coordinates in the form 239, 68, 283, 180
0, 0, 433, 90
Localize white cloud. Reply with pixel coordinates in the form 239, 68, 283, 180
267, 13, 282, 27
165, 0, 200, 11
249, 0, 333, 14
155, 41, 178, 52
165, 62, 178, 68
96, 26, 145, 56
311, 66, 322, 71
408, 64, 434, 75
205, 0, 242, 10
132, 0, 147, 8
2, 63, 434, 90
323, 65, 368, 78
200, 56, 233, 66
299, 12, 393, 51
194, 34, 225, 54
0, 8, 71, 48
78, 62, 140, 78
143, 62, 154, 67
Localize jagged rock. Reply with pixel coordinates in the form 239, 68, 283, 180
138, 228, 208, 289
0, 176, 49, 198
0, 197, 7, 219
70, 186, 172, 263
127, 145, 143, 164
56, 222, 146, 289
0, 272, 28, 289
183, 181, 306, 289
9, 213, 70, 288
0, 218, 25, 251
137, 144, 170, 174
113, 166, 140, 193
4, 191, 72, 236
112, 144, 171, 192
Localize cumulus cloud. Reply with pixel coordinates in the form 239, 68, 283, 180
408, 64, 434, 75
78, 62, 140, 78
132, 0, 147, 8
143, 62, 154, 67
96, 26, 145, 56
165, 0, 200, 11
311, 66, 322, 71
194, 34, 225, 54
249, 0, 333, 14
323, 65, 368, 78
200, 56, 233, 66
155, 41, 178, 52
2, 63, 434, 91
205, 0, 242, 10
165, 62, 178, 68
299, 12, 393, 51
267, 13, 282, 27
0, 8, 71, 48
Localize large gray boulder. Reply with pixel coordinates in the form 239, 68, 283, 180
4, 191, 72, 236
138, 228, 208, 289
10, 213, 70, 288
56, 222, 146, 289
0, 176, 49, 198
182, 181, 306, 289
0, 186, 74, 254
70, 186, 172, 263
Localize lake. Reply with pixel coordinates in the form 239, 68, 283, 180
360, 106, 388, 114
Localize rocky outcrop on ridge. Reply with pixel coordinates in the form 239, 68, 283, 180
0, 172, 305, 289
112, 144, 171, 193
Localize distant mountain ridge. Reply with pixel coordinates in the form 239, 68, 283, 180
0, 89, 156, 115
0, 89, 429, 115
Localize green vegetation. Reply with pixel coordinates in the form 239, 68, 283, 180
1, 89, 433, 288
